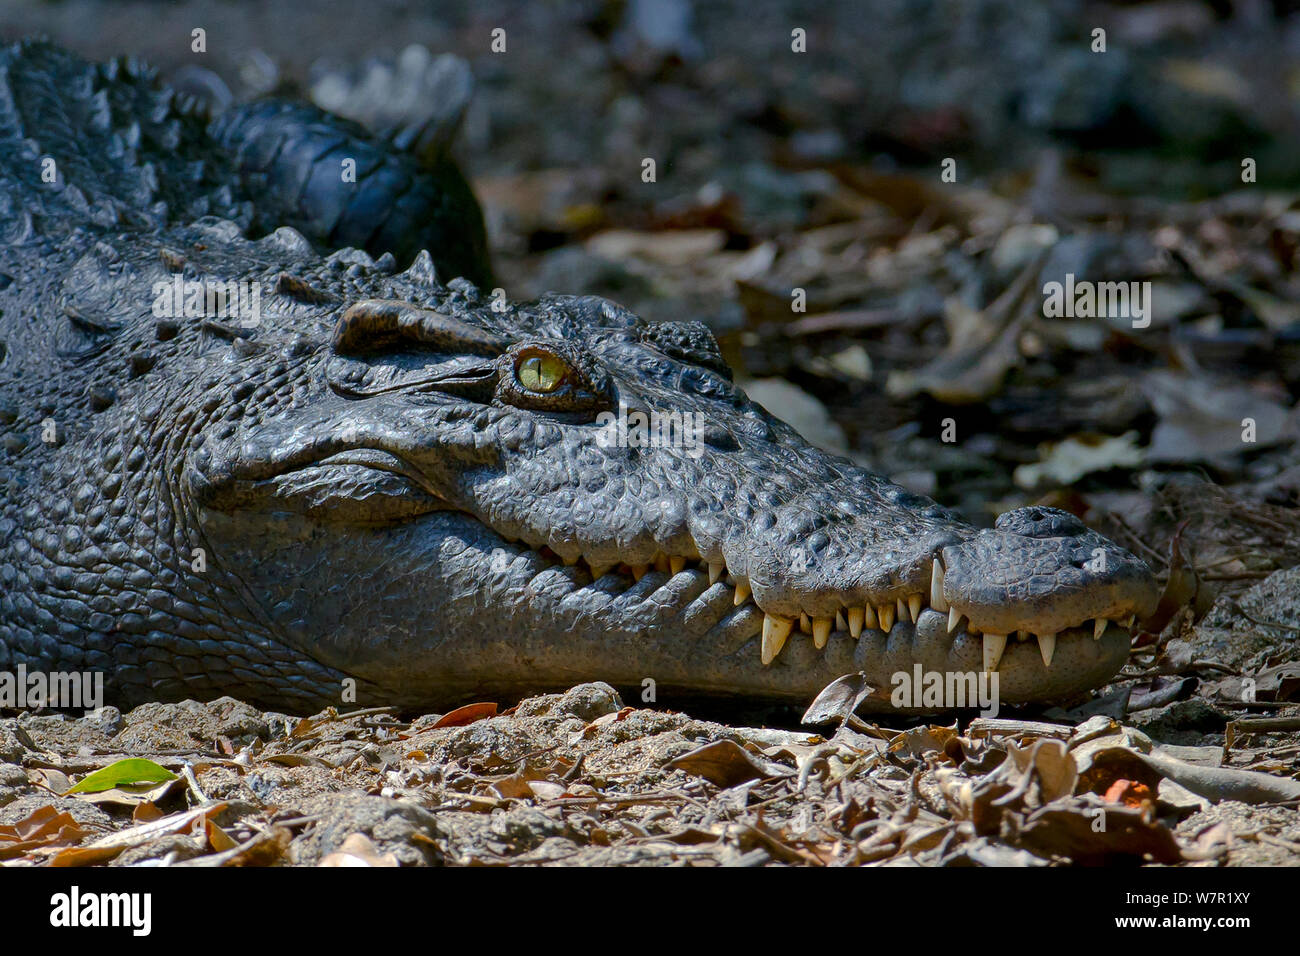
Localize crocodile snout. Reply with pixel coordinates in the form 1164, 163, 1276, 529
938, 506, 1159, 671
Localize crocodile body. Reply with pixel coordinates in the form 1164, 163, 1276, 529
0, 42, 1158, 712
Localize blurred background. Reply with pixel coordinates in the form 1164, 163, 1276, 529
5, 0, 1300, 646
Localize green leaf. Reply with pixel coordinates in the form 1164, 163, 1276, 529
65, 759, 179, 794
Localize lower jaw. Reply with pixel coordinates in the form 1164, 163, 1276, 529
594, 611, 1130, 709
525, 539, 1130, 705
361, 522, 1130, 710
374, 613, 1131, 712
751, 613, 1131, 710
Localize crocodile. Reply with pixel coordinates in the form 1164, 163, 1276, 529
0, 41, 1158, 712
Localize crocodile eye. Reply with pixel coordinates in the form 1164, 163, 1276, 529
516, 351, 566, 393
497, 341, 608, 416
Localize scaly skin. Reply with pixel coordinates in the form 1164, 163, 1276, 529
0, 42, 1158, 712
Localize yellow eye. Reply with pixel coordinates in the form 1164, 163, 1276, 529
516, 352, 566, 393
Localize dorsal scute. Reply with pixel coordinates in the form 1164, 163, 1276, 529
0, 40, 250, 238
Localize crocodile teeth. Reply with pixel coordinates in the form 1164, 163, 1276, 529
930, 559, 948, 612
708, 562, 725, 585
669, 555, 686, 575
896, 597, 908, 624
863, 603, 878, 630
1125, 614, 1136, 629
812, 617, 832, 649
847, 606, 864, 638
589, 562, 612, 579
630, 564, 648, 581
799, 613, 812, 635
835, 610, 847, 631
1093, 618, 1107, 641
654, 554, 670, 573
1037, 633, 1056, 667
908, 593, 923, 623
734, 579, 752, 606
761, 615, 793, 665
983, 633, 1007, 672
948, 606, 962, 633
878, 603, 895, 633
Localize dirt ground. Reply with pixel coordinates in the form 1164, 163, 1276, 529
1, 1, 1298, 865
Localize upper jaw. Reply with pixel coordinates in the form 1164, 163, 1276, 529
571, 500, 1158, 680
937, 513, 1160, 639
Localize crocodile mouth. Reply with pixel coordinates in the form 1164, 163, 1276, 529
205, 444, 1149, 676
485, 547, 1139, 675
198, 445, 1148, 691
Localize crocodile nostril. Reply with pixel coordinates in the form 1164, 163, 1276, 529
995, 506, 1087, 539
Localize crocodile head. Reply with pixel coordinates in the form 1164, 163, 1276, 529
191, 279, 1158, 710
0, 40, 1157, 715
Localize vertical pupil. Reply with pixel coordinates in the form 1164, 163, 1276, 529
519, 355, 558, 391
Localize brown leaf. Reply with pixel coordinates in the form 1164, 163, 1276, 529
889, 724, 959, 758
0, 806, 88, 859
45, 803, 226, 867
489, 773, 539, 800
432, 702, 498, 728
801, 672, 875, 725
661, 826, 724, 845
206, 819, 239, 853
132, 802, 163, 824
176, 826, 291, 867
569, 706, 636, 743
1010, 795, 1183, 865
886, 257, 1042, 403
666, 740, 786, 788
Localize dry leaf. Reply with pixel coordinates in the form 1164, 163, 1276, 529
44, 803, 226, 867
0, 806, 89, 859
433, 702, 498, 728
666, 740, 788, 788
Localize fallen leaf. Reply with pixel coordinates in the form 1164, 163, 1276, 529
206, 819, 239, 853
886, 257, 1042, 403
175, 826, 291, 867
0, 806, 88, 859
64, 758, 178, 795
740, 378, 849, 455
1141, 370, 1292, 463
1010, 794, 1183, 865
1013, 432, 1143, 489
432, 702, 498, 728
44, 803, 226, 867
1137, 750, 1300, 805
666, 740, 789, 788
802, 673, 875, 725
526, 780, 568, 801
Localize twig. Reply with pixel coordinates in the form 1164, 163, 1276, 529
1226, 599, 1300, 635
